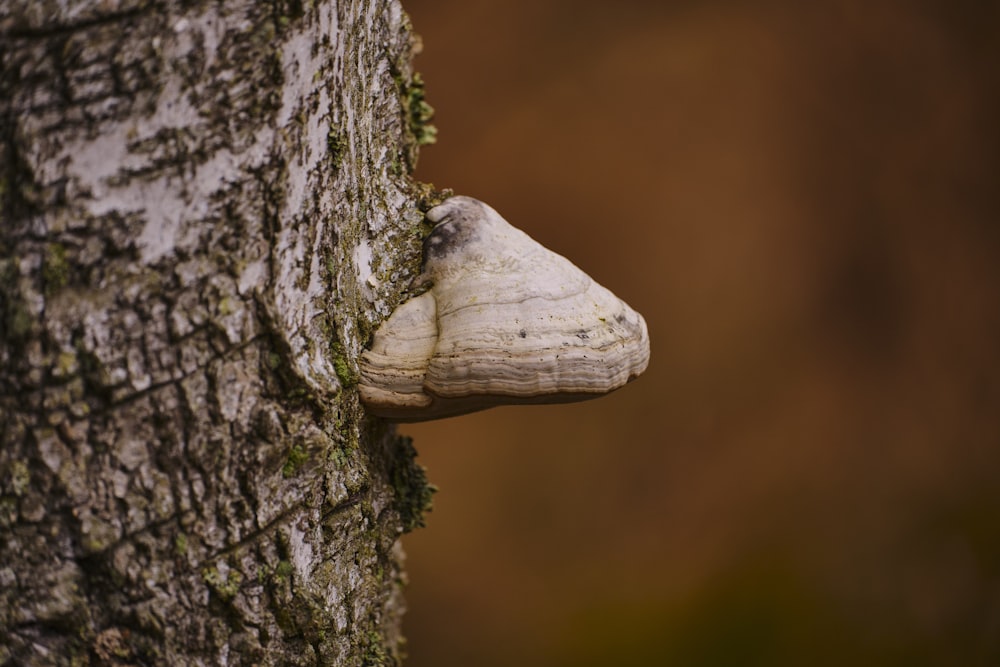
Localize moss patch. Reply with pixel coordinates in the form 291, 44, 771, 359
330, 340, 359, 388
390, 435, 436, 533
41, 243, 69, 293
282, 443, 309, 477
404, 73, 437, 147
394, 70, 438, 171
202, 566, 244, 601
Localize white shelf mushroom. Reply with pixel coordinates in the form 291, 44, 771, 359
359, 196, 650, 421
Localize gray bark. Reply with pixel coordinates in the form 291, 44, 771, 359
0, 0, 435, 664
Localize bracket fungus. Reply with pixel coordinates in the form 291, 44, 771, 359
359, 196, 650, 421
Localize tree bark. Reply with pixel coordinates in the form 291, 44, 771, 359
0, 1, 435, 664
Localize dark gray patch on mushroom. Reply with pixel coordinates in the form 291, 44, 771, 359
424, 215, 480, 261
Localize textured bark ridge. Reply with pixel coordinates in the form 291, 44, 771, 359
0, 1, 435, 664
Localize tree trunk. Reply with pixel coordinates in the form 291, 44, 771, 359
0, 1, 435, 664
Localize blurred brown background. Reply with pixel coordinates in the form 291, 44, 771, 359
398, 1, 1000, 665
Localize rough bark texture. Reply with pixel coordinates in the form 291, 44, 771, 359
0, 0, 436, 664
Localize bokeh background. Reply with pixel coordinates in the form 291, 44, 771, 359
397, 1, 1000, 665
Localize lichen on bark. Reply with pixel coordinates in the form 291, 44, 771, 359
0, 0, 436, 664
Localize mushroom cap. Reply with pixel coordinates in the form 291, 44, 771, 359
359, 196, 650, 421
